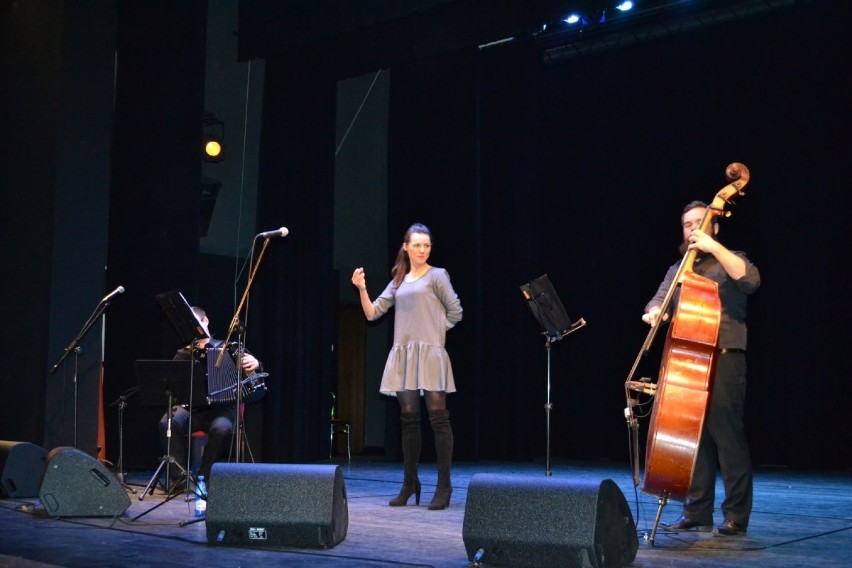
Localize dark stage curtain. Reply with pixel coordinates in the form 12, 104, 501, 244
387, 40, 554, 462
252, 56, 338, 463
254, 2, 851, 470
102, 0, 209, 469
524, 4, 850, 470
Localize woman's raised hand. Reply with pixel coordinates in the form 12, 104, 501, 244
352, 267, 367, 291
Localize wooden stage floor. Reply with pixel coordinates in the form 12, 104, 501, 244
0, 459, 849, 567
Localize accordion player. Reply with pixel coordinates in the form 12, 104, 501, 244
159, 306, 267, 486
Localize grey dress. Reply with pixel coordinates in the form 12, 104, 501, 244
370, 267, 463, 396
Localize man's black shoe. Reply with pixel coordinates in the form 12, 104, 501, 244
662, 515, 713, 532
714, 520, 747, 536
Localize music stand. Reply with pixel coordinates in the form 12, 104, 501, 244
136, 360, 209, 408
155, 290, 209, 346
132, 291, 207, 522
156, 289, 208, 483
131, 359, 208, 521
133, 360, 197, 501
520, 274, 586, 476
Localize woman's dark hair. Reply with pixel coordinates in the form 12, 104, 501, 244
391, 223, 431, 288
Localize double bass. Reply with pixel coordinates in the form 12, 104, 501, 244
624, 163, 750, 545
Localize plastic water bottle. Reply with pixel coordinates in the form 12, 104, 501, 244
195, 475, 207, 517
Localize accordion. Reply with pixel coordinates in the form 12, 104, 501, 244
201, 344, 268, 405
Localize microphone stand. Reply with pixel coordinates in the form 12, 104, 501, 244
213, 235, 274, 462
107, 386, 140, 493
214, 236, 272, 369
49, 295, 116, 448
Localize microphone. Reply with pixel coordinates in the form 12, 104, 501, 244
102, 286, 125, 302
258, 227, 289, 239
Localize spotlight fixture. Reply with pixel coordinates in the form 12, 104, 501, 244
202, 112, 225, 163
536, 1, 637, 42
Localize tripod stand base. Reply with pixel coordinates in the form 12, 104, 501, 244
132, 468, 201, 522
139, 455, 189, 501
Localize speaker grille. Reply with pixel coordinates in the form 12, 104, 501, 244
0, 440, 48, 498
38, 447, 130, 517
206, 463, 348, 549
462, 474, 637, 568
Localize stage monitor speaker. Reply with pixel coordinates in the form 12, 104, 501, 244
206, 462, 348, 549
0, 440, 48, 498
38, 447, 131, 517
462, 474, 638, 568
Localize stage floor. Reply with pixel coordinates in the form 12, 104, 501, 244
0, 459, 849, 567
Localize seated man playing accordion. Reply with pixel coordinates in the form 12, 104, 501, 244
158, 306, 264, 488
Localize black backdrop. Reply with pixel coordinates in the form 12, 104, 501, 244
250, 2, 851, 469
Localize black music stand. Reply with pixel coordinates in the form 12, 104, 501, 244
132, 291, 208, 521
134, 360, 203, 500
155, 290, 209, 346
155, 290, 209, 486
132, 360, 206, 521
520, 274, 586, 476
136, 360, 209, 408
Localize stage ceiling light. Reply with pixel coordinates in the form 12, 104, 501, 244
203, 112, 225, 163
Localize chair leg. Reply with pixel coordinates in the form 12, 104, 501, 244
330, 421, 352, 462
346, 426, 351, 462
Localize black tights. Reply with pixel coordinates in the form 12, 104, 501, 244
396, 390, 445, 414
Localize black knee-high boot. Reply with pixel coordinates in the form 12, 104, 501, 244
389, 411, 422, 506
428, 409, 453, 510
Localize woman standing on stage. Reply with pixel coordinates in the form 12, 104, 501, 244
352, 223, 463, 510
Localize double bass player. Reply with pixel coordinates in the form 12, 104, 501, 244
642, 200, 760, 536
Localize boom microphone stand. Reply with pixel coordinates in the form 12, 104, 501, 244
214, 228, 283, 463
49, 286, 125, 449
